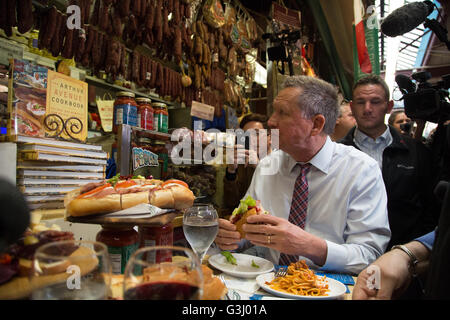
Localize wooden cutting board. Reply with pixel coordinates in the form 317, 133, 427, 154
0, 246, 99, 300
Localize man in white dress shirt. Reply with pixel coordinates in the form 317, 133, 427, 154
215, 76, 391, 275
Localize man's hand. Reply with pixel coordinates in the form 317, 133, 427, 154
352, 249, 412, 300
226, 146, 260, 174
353, 240, 431, 300
214, 218, 241, 251
242, 214, 327, 266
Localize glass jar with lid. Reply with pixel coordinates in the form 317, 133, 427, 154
113, 91, 138, 133
136, 97, 154, 131
96, 225, 139, 274
153, 102, 169, 133
153, 141, 169, 178
138, 223, 173, 263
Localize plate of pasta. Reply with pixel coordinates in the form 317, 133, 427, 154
256, 261, 347, 300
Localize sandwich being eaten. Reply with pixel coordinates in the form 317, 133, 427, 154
229, 195, 269, 238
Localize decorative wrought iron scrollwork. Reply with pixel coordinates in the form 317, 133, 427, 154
43, 114, 65, 138
43, 114, 84, 142
64, 117, 83, 141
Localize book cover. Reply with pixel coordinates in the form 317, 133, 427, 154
20, 185, 79, 195
17, 161, 105, 172
25, 194, 66, 202
18, 169, 104, 179
45, 69, 88, 142
18, 151, 108, 165
11, 135, 103, 151
8, 59, 88, 142
28, 201, 65, 210
8, 58, 48, 138
18, 177, 103, 186
19, 143, 108, 159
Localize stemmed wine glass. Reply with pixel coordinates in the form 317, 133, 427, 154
30, 240, 111, 300
123, 246, 203, 300
182, 204, 219, 263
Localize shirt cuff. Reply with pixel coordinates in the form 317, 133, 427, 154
414, 230, 435, 251
321, 240, 348, 271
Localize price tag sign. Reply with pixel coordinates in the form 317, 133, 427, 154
190, 101, 215, 121
96, 99, 114, 132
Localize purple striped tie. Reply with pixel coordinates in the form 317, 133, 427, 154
278, 163, 311, 266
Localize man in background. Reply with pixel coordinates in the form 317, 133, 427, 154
341, 74, 439, 249
223, 113, 271, 210
330, 99, 356, 141
388, 109, 412, 136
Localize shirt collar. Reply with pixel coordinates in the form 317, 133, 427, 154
287, 136, 334, 175
354, 126, 392, 144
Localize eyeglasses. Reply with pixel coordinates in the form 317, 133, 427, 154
340, 99, 350, 106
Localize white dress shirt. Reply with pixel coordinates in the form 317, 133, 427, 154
353, 126, 393, 169
243, 136, 391, 275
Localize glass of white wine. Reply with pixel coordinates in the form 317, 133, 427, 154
183, 204, 219, 263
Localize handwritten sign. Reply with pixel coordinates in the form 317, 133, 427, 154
190, 101, 215, 121
96, 99, 114, 132
132, 147, 159, 170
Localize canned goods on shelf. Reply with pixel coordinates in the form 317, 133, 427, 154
152, 102, 169, 133
96, 225, 139, 274
138, 224, 173, 263
136, 97, 154, 131
113, 91, 138, 132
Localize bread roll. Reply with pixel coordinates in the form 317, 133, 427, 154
149, 189, 174, 209
169, 185, 195, 210
150, 185, 195, 210
121, 192, 149, 209
201, 265, 227, 300
67, 194, 121, 217
234, 208, 258, 238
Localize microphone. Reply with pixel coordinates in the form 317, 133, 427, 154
395, 74, 416, 95
381, 1, 434, 37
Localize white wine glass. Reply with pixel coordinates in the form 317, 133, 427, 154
182, 204, 219, 263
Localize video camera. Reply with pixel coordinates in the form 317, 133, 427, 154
262, 25, 301, 76
395, 72, 450, 123
400, 121, 414, 136
262, 30, 301, 62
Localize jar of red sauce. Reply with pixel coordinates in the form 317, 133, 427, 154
113, 91, 138, 133
96, 225, 139, 274
153, 102, 168, 133
138, 223, 173, 263
136, 97, 154, 131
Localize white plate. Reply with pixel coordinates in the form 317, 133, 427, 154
256, 272, 347, 300
208, 253, 274, 279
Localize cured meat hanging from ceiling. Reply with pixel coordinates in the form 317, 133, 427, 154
0, 0, 261, 116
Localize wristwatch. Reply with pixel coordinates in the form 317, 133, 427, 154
391, 244, 419, 277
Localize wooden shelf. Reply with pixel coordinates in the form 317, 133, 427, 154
84, 75, 183, 110
132, 126, 171, 141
